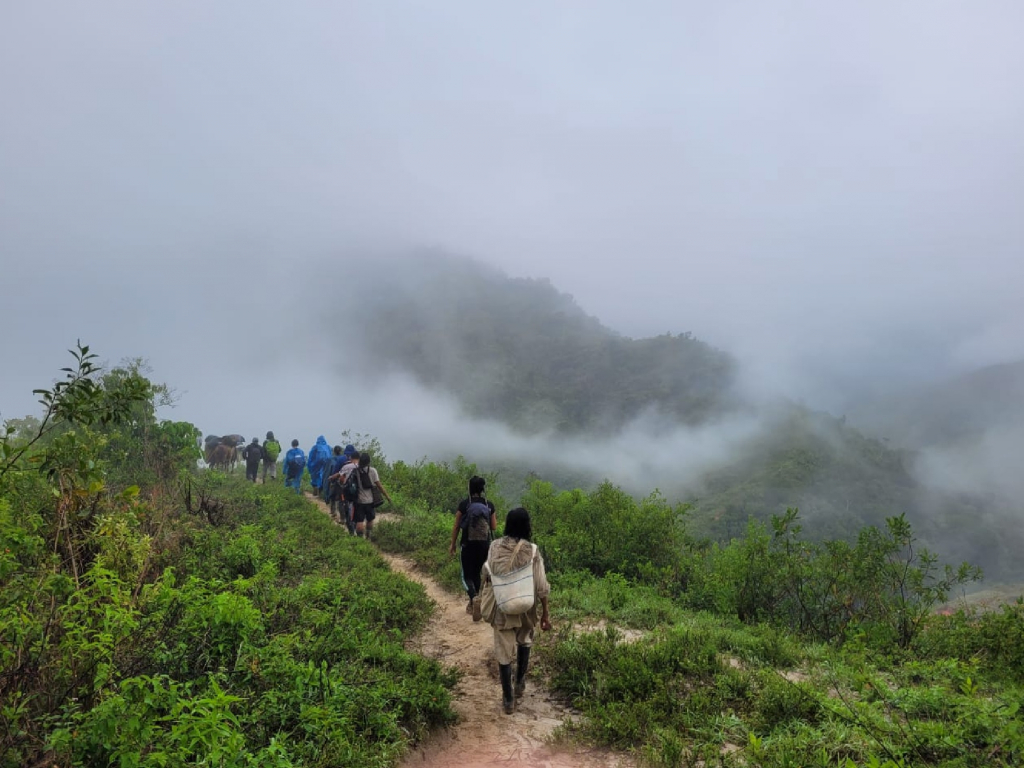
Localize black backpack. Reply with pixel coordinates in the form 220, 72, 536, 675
342, 468, 361, 503
460, 499, 491, 530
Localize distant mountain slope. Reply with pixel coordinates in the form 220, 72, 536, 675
688, 406, 918, 540
340, 254, 737, 433
848, 360, 1024, 449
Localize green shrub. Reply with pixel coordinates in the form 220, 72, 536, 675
915, 600, 1024, 681
750, 670, 821, 732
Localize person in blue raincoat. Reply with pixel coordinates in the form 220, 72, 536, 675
307, 436, 331, 496
283, 440, 306, 494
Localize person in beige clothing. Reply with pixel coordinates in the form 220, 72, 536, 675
479, 507, 551, 714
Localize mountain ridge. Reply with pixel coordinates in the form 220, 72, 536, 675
322, 253, 1022, 578
338, 253, 738, 433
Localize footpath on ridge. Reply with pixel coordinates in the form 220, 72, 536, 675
304, 494, 633, 768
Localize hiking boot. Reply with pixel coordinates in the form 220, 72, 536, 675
499, 664, 515, 714
472, 596, 482, 622
514, 645, 530, 698
466, 598, 474, 615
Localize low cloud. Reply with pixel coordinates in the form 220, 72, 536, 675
327, 368, 763, 494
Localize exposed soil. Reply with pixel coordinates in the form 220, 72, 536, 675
306, 495, 634, 768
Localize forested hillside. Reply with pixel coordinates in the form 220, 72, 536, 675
688, 405, 918, 541
684, 405, 1024, 579
333, 254, 737, 432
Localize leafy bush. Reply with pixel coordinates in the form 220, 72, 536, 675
915, 599, 1024, 681
687, 510, 981, 648
386, 455, 504, 516
522, 480, 688, 582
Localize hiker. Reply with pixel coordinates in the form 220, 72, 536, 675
479, 507, 551, 714
321, 443, 353, 501
329, 448, 360, 534
307, 436, 331, 496
283, 439, 306, 494
241, 438, 263, 482
323, 445, 347, 518
328, 448, 360, 533
352, 452, 391, 539
262, 431, 281, 481
448, 475, 497, 620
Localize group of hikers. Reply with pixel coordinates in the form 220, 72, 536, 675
235, 431, 392, 538
226, 433, 552, 713
237, 431, 282, 482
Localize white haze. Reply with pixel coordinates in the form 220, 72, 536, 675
0, 2, 1022, 566
336, 371, 765, 496
913, 423, 1024, 502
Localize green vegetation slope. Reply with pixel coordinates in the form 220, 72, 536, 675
373, 456, 1024, 768
0, 348, 454, 768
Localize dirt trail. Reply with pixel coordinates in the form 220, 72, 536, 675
306, 496, 633, 768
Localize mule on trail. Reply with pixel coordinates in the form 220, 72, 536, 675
208, 443, 236, 472
204, 434, 245, 472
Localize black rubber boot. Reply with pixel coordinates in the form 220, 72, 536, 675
514, 645, 531, 699
499, 664, 515, 714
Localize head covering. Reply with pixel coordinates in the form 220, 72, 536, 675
343, 444, 356, 456
251, 437, 259, 443
266, 431, 275, 440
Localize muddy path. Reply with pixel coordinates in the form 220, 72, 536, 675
305, 495, 633, 768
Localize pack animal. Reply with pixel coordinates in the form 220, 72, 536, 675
208, 443, 236, 472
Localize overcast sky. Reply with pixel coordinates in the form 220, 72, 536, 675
2, 1, 1022, 451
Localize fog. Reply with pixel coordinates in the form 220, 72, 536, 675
2, 3, 1023, 534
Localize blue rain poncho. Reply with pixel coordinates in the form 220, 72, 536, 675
283, 447, 306, 493
307, 436, 331, 490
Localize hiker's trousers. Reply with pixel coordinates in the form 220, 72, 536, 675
460, 541, 489, 600
493, 625, 534, 665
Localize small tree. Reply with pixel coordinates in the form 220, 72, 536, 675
857, 514, 982, 648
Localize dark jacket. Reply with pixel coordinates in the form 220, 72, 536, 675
242, 443, 264, 465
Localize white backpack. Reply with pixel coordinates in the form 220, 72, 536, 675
484, 541, 537, 615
